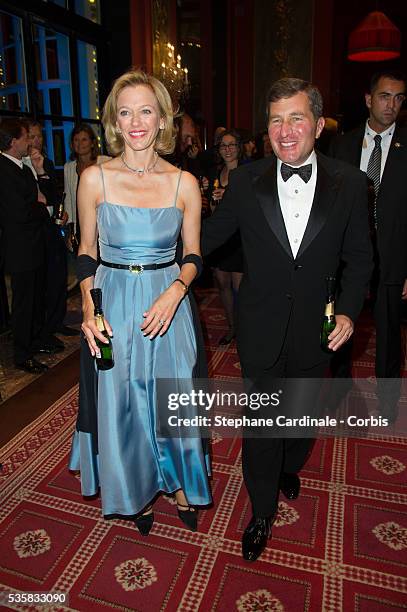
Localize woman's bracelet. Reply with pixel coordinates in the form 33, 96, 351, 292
172, 278, 189, 294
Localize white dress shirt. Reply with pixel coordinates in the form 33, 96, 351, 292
22, 156, 53, 216
360, 120, 394, 178
277, 151, 317, 258
64, 155, 110, 229
22, 155, 39, 179
2, 152, 24, 169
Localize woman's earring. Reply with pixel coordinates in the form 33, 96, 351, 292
116, 128, 122, 134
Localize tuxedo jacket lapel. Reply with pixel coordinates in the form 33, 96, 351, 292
379, 125, 406, 187
296, 154, 341, 258
254, 155, 342, 260
253, 157, 293, 258
1, 154, 34, 184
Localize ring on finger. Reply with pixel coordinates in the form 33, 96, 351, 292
159, 319, 165, 327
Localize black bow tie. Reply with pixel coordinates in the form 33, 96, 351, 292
281, 163, 312, 183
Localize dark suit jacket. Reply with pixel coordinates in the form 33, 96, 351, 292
0, 154, 47, 273
202, 152, 373, 370
38, 157, 59, 215
329, 124, 407, 284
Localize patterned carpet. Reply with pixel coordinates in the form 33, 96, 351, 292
0, 287, 406, 611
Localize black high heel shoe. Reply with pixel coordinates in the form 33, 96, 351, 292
135, 510, 154, 536
177, 503, 198, 531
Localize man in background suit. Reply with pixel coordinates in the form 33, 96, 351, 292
0, 118, 51, 373
202, 78, 372, 561
330, 70, 407, 423
25, 121, 78, 342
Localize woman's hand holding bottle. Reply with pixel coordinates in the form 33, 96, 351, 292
81, 297, 113, 358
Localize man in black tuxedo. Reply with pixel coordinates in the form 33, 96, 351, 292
0, 118, 51, 373
25, 120, 78, 342
330, 71, 407, 423
202, 78, 373, 561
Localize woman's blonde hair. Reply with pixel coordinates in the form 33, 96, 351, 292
102, 69, 175, 156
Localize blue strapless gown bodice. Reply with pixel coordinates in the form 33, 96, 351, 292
69, 202, 211, 516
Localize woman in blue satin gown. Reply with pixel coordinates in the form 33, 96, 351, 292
69, 70, 211, 534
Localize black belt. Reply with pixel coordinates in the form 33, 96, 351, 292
100, 258, 175, 274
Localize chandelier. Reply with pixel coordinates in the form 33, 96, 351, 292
159, 42, 189, 106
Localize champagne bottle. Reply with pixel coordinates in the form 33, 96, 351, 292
199, 176, 209, 217
90, 288, 114, 370
54, 193, 66, 226
320, 276, 336, 353
70, 229, 79, 255
211, 178, 220, 211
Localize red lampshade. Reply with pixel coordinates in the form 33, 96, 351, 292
348, 11, 401, 62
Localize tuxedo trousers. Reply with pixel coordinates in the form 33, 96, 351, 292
43, 223, 67, 336
374, 282, 402, 406
10, 264, 46, 363
0, 265, 9, 332
241, 323, 328, 518
331, 282, 402, 409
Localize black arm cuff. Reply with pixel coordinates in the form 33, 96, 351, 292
76, 254, 98, 284
181, 253, 203, 278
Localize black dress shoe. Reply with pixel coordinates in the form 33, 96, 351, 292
57, 325, 80, 336
15, 358, 49, 374
242, 516, 272, 562
279, 472, 300, 500
135, 512, 154, 536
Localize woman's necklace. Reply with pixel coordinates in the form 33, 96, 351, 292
121, 151, 158, 175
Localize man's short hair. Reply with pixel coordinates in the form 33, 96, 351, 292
27, 119, 42, 130
266, 78, 323, 121
0, 118, 28, 151
370, 70, 406, 93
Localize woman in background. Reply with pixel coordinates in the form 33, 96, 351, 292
207, 129, 244, 345
64, 123, 110, 245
